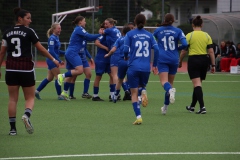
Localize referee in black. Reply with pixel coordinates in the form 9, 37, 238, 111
179, 15, 215, 114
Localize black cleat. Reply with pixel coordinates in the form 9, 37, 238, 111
196, 107, 206, 114
92, 96, 104, 101
9, 129, 17, 136
123, 91, 131, 101
186, 106, 195, 112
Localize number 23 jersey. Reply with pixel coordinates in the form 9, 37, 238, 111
2, 25, 39, 71
124, 28, 158, 72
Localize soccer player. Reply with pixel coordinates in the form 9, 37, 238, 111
67, 40, 94, 99
153, 13, 187, 115
35, 23, 65, 100
179, 15, 215, 114
102, 18, 122, 100
0, 7, 59, 135
124, 14, 159, 125
92, 23, 112, 101
57, 16, 101, 100
104, 26, 131, 103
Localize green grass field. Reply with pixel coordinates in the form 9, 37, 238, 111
0, 68, 240, 160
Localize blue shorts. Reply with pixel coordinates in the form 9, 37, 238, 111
157, 62, 178, 75
127, 70, 150, 88
95, 61, 110, 76
82, 60, 90, 68
65, 53, 83, 70
117, 58, 128, 79
110, 54, 120, 67
46, 59, 57, 70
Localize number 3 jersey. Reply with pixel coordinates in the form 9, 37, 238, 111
2, 25, 39, 71
124, 28, 158, 72
153, 26, 186, 64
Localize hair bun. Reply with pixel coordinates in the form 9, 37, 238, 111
196, 15, 201, 19
13, 7, 21, 15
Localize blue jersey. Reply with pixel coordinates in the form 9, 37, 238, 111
79, 40, 92, 62
153, 26, 186, 64
66, 26, 100, 57
124, 28, 158, 72
95, 35, 110, 63
104, 26, 121, 49
47, 34, 64, 62
113, 36, 125, 58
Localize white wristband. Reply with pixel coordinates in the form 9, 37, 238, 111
52, 58, 56, 62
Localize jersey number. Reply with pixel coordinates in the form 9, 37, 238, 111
11, 38, 21, 57
161, 36, 175, 51
135, 41, 149, 57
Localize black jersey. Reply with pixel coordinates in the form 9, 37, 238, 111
2, 25, 39, 71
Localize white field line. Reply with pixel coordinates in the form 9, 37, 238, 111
0, 152, 240, 160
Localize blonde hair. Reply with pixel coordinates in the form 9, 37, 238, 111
46, 23, 60, 38
105, 18, 117, 25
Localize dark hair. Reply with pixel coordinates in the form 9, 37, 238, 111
192, 15, 203, 27
100, 22, 105, 28
72, 16, 85, 25
134, 14, 146, 29
105, 18, 117, 25
13, 7, 30, 22
157, 13, 174, 27
122, 26, 131, 35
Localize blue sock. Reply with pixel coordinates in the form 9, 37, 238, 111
64, 71, 72, 77
83, 78, 90, 94
94, 86, 99, 95
110, 84, 116, 92
138, 87, 144, 96
55, 80, 61, 95
163, 82, 171, 92
132, 102, 141, 117
122, 82, 128, 92
64, 82, 71, 92
164, 91, 170, 105
37, 78, 50, 92
115, 89, 120, 96
69, 83, 75, 97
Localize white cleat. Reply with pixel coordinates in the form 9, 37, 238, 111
169, 88, 176, 104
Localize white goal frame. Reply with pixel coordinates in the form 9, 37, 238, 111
52, 6, 95, 24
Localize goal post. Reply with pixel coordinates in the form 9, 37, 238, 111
52, 0, 99, 24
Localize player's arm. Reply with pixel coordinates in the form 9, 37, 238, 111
34, 42, 59, 67
95, 39, 109, 51
0, 40, 7, 79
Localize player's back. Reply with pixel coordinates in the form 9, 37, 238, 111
153, 26, 184, 63
95, 35, 110, 63
125, 28, 156, 72
105, 26, 121, 49
67, 26, 85, 53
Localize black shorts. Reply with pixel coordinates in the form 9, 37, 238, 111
187, 55, 209, 80
5, 71, 36, 87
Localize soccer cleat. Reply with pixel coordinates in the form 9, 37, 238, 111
141, 90, 148, 107
35, 91, 41, 100
57, 74, 64, 86
58, 95, 65, 100
133, 118, 142, 125
161, 106, 167, 115
92, 96, 104, 101
61, 91, 70, 101
82, 93, 92, 99
9, 129, 17, 136
69, 96, 76, 100
186, 106, 195, 112
22, 114, 34, 134
123, 91, 131, 101
109, 94, 121, 102
113, 94, 118, 103
169, 88, 176, 104
196, 107, 207, 114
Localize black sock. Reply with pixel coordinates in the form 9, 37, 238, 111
190, 89, 197, 107
194, 86, 204, 108
9, 117, 16, 130
24, 108, 32, 118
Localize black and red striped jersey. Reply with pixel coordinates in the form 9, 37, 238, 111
2, 25, 39, 71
